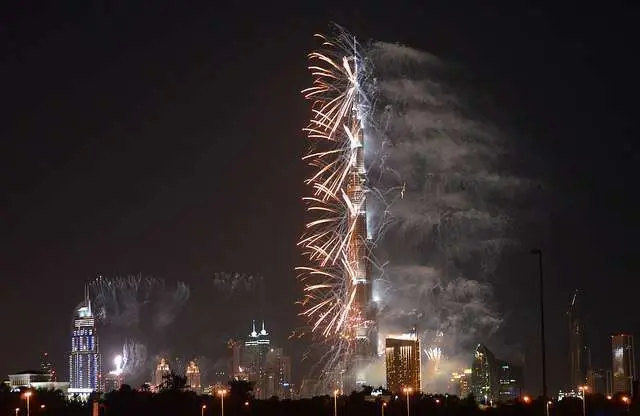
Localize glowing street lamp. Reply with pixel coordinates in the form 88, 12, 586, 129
39, 405, 45, 412
201, 404, 206, 416
23, 391, 32, 416
578, 386, 589, 416
217, 389, 227, 416
381, 401, 387, 416
402, 387, 413, 416
523, 395, 531, 404
15, 408, 19, 416
622, 396, 630, 410
333, 389, 339, 416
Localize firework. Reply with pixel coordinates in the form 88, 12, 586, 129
297, 28, 377, 389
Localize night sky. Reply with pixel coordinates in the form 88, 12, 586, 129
1, 1, 638, 395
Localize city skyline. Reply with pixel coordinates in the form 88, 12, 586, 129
1, 1, 638, 397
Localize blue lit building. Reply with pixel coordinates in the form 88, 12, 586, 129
68, 288, 102, 396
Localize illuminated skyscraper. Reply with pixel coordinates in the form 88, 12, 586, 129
451, 369, 472, 398
40, 352, 56, 382
154, 358, 171, 388
568, 290, 590, 388
186, 361, 201, 393
471, 344, 497, 403
385, 329, 421, 393
611, 333, 635, 395
228, 339, 246, 380
265, 347, 292, 398
497, 361, 523, 401
244, 320, 271, 399
69, 288, 102, 395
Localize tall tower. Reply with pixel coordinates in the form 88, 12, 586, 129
346, 43, 377, 388
472, 344, 497, 403
244, 320, 271, 399
568, 290, 590, 388
154, 358, 171, 388
69, 288, 102, 395
186, 361, 202, 393
611, 333, 635, 395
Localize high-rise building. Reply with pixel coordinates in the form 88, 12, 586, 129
471, 344, 497, 403
611, 334, 635, 395
186, 361, 201, 393
40, 352, 56, 382
385, 329, 421, 393
154, 358, 171, 389
228, 339, 245, 380
568, 290, 591, 389
497, 361, 523, 401
587, 369, 612, 396
244, 320, 271, 399
69, 288, 102, 396
265, 347, 292, 398
450, 369, 472, 398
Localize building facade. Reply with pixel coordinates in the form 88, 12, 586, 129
69, 290, 102, 395
497, 361, 523, 401
385, 330, 421, 393
471, 344, 497, 403
244, 321, 271, 399
154, 358, 171, 389
568, 291, 591, 389
40, 352, 56, 382
186, 361, 202, 393
611, 334, 635, 395
587, 368, 612, 396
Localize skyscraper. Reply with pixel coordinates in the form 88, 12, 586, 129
587, 369, 612, 396
497, 361, 523, 401
450, 369, 472, 398
471, 344, 497, 403
69, 288, 102, 395
40, 352, 56, 382
568, 290, 590, 389
244, 320, 271, 399
611, 333, 635, 395
186, 361, 201, 393
154, 358, 171, 389
385, 329, 421, 393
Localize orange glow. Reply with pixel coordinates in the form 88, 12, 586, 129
523, 396, 531, 404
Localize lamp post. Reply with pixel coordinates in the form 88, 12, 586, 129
217, 390, 226, 416
578, 386, 588, 416
201, 404, 206, 416
381, 401, 387, 416
23, 391, 32, 416
402, 387, 413, 416
15, 408, 19, 416
39, 405, 45, 413
530, 248, 548, 404
333, 389, 339, 416
621, 396, 630, 411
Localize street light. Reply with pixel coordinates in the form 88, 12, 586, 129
622, 396, 630, 411
23, 391, 32, 416
530, 248, 548, 405
402, 387, 413, 416
217, 389, 227, 416
15, 408, 19, 416
546, 401, 552, 416
201, 404, 206, 416
381, 401, 387, 416
578, 386, 588, 416
333, 389, 339, 416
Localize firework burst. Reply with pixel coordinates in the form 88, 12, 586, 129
297, 29, 377, 389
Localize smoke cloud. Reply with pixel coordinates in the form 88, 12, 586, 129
364, 41, 522, 391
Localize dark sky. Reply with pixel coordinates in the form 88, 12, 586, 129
1, 1, 638, 395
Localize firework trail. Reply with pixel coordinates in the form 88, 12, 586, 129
299, 27, 523, 392
89, 274, 190, 382
298, 27, 380, 391
212, 272, 263, 295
